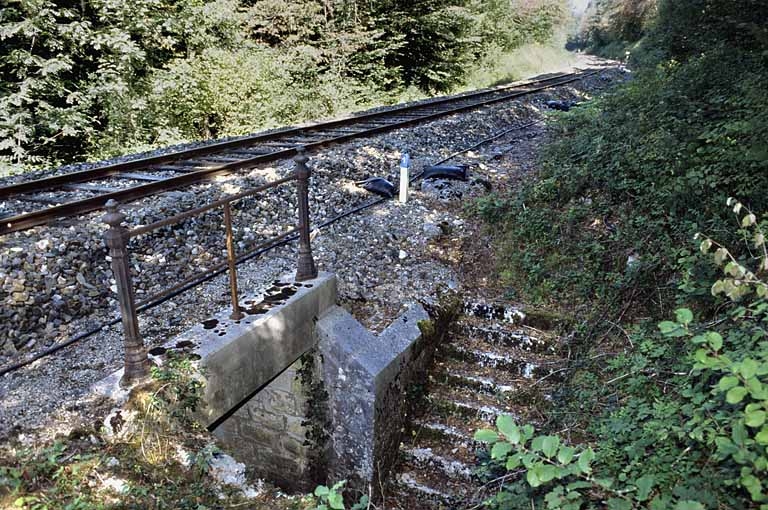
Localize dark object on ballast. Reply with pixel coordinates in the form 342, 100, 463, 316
356, 177, 395, 198
545, 100, 579, 112
473, 177, 493, 192
421, 164, 469, 181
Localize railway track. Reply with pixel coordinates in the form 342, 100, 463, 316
0, 70, 595, 235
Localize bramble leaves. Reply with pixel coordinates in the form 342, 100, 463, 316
719, 376, 740, 391
477, 202, 768, 508
557, 445, 575, 464
491, 441, 513, 460
496, 414, 521, 444
313, 480, 355, 510
674, 502, 705, 510
635, 475, 655, 501
726, 386, 748, 404
675, 308, 693, 325
542, 436, 560, 458
577, 448, 594, 474
474, 429, 499, 443
659, 320, 686, 337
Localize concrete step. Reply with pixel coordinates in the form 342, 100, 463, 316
393, 470, 461, 509
415, 412, 502, 448
402, 446, 474, 482
436, 370, 521, 394
453, 318, 555, 353
388, 299, 564, 508
412, 420, 476, 446
462, 300, 525, 325
426, 389, 517, 424
441, 343, 543, 374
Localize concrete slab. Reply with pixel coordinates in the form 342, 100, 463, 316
93, 272, 439, 495
195, 272, 336, 427
93, 272, 337, 429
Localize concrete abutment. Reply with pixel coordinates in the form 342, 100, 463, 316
194, 272, 441, 494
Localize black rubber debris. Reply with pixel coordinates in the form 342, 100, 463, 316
355, 177, 395, 198
202, 319, 218, 330
421, 164, 469, 181
545, 100, 579, 111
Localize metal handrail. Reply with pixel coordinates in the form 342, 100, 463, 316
102, 149, 317, 386
127, 175, 296, 238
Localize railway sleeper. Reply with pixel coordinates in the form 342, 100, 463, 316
115, 172, 168, 182
307, 128, 365, 136
61, 183, 120, 193
227, 148, 277, 156
148, 165, 198, 173
194, 155, 250, 163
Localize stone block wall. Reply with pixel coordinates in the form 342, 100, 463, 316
97, 271, 454, 496
316, 303, 434, 496
211, 355, 321, 492
212, 303, 437, 496
372, 316, 435, 486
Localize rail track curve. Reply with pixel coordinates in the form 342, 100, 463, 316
0, 70, 595, 235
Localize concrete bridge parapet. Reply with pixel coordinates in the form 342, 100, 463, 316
95, 272, 436, 494
197, 272, 337, 429
194, 272, 435, 494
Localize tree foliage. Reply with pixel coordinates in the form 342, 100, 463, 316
0, 0, 568, 172
477, 206, 768, 508
481, 0, 768, 310
571, 0, 657, 56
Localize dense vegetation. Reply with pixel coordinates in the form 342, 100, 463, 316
0, 0, 567, 174
476, 0, 768, 507
570, 0, 657, 57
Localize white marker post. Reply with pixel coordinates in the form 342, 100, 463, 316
399, 152, 410, 204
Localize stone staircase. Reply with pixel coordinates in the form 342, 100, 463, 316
386, 301, 562, 509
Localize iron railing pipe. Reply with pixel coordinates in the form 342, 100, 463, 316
294, 148, 318, 281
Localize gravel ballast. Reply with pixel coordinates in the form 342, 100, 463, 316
0, 57, 626, 441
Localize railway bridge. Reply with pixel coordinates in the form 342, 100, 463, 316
2, 69, 600, 494
99, 270, 440, 493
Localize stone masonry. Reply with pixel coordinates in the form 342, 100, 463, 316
212, 355, 321, 491
95, 272, 439, 494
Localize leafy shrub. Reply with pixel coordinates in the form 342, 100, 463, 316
2, 0, 570, 171
574, 0, 657, 56
484, 39, 768, 314
475, 201, 768, 508
0, 0, 246, 170
312, 480, 368, 510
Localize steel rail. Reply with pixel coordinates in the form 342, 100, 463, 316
0, 71, 596, 235
0, 73, 573, 199
0, 73, 576, 195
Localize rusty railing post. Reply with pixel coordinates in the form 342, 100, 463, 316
224, 202, 244, 320
294, 147, 317, 281
102, 199, 150, 386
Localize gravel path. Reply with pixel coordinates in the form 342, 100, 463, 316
0, 56, 626, 442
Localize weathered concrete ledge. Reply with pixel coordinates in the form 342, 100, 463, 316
194, 272, 336, 427
94, 271, 440, 495
317, 302, 431, 492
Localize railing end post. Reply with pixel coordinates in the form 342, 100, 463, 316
102, 200, 150, 387
295, 147, 317, 282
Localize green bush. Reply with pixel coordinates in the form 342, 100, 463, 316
2, 0, 571, 172
476, 203, 768, 508
483, 41, 768, 313
0, 0, 247, 170
472, 2, 768, 507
